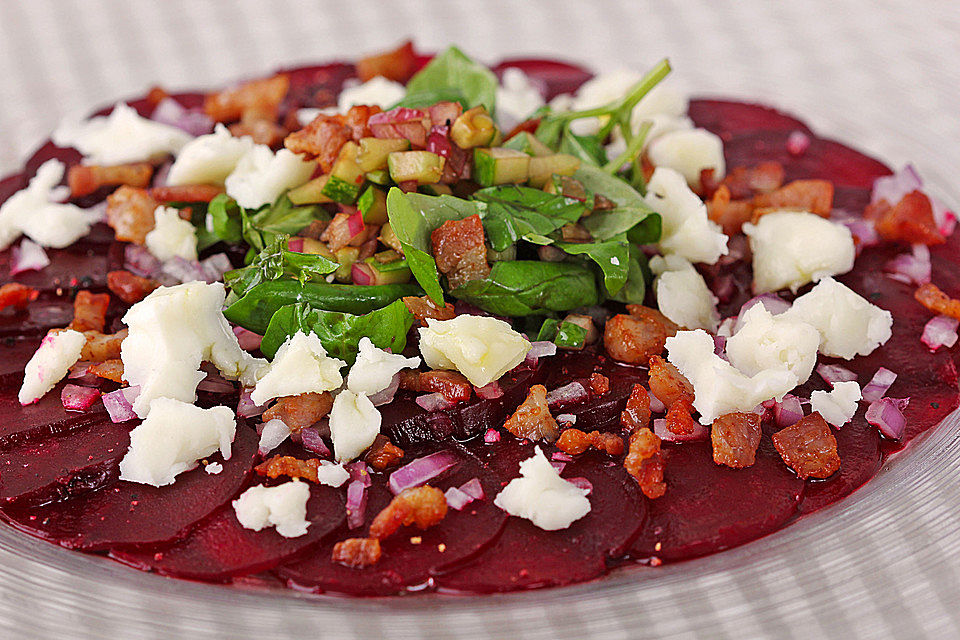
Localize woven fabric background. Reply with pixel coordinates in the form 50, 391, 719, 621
1, 1, 959, 638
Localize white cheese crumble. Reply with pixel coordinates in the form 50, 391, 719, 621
493, 446, 591, 531
205, 462, 223, 474
0, 159, 96, 251
783, 277, 894, 359
314, 461, 350, 487
121, 281, 267, 417
118, 398, 236, 487
725, 304, 820, 385
18, 329, 86, 405
496, 67, 546, 130
257, 418, 291, 456
328, 389, 381, 463
232, 480, 310, 538
249, 331, 345, 406
346, 337, 420, 397
666, 329, 798, 424
568, 70, 688, 139
419, 316, 531, 388
650, 254, 719, 332
144, 206, 198, 261
810, 380, 862, 427
224, 145, 315, 210
646, 128, 726, 190
339, 76, 407, 111
644, 167, 728, 265
166, 124, 254, 187
52, 103, 192, 165
743, 211, 855, 293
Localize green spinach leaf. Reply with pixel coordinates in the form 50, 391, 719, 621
575, 165, 661, 242
208, 193, 244, 245
223, 234, 338, 299
242, 194, 327, 251
391, 88, 469, 110
449, 261, 597, 316
555, 237, 630, 295
606, 244, 650, 305
404, 46, 498, 113
560, 129, 607, 166
471, 185, 587, 246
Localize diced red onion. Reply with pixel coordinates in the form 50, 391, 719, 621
257, 419, 291, 456
708, 273, 736, 303
233, 326, 262, 352
200, 253, 233, 281
102, 386, 140, 423
653, 418, 710, 442
566, 477, 593, 495
458, 477, 484, 500
839, 218, 880, 251
415, 392, 455, 412
861, 367, 898, 403
161, 256, 207, 283
550, 460, 567, 473
444, 486, 474, 511
474, 381, 503, 399
527, 341, 557, 359
346, 460, 372, 487
10, 239, 50, 275
546, 382, 588, 409
124, 244, 162, 278
932, 197, 957, 237
237, 387, 265, 418
426, 125, 453, 159
389, 451, 458, 494
865, 397, 908, 440
67, 361, 101, 387
786, 130, 810, 156
648, 392, 666, 414
817, 363, 858, 387
368, 107, 430, 147
774, 395, 804, 428
551, 451, 574, 462
345, 480, 368, 529
286, 237, 305, 253
884, 244, 931, 286
151, 97, 214, 136
152, 161, 171, 188
557, 413, 577, 425
921, 315, 959, 352
197, 370, 234, 394
346, 208, 365, 237
300, 427, 331, 458
61, 384, 101, 411
483, 428, 501, 443
351, 262, 374, 286
368, 373, 401, 406
713, 335, 727, 357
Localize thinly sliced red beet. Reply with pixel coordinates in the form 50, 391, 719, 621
111, 482, 344, 582
629, 437, 804, 562
0, 336, 43, 384
0, 419, 130, 507
279, 446, 506, 596
0, 230, 117, 294
689, 99, 813, 138
799, 417, 880, 514
0, 382, 108, 449
1, 424, 258, 551
0, 299, 74, 338
492, 58, 593, 101
832, 186, 872, 216
436, 439, 646, 593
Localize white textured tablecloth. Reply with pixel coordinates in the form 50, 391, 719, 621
2, 2, 960, 639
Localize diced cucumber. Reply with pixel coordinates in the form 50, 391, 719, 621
503, 131, 555, 157
322, 142, 365, 204
373, 249, 403, 264
358, 258, 412, 285
387, 151, 445, 184
357, 186, 388, 224
420, 183, 453, 196
357, 137, 410, 172
334, 246, 360, 283
302, 238, 335, 259
288, 175, 333, 205
450, 106, 497, 148
528, 153, 581, 188
486, 244, 517, 262
473, 147, 530, 186
379, 223, 403, 253
365, 169, 390, 185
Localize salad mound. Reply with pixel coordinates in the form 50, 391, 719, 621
0, 41, 957, 595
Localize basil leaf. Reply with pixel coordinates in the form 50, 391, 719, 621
450, 261, 598, 316
208, 193, 243, 245
260, 299, 414, 365
555, 237, 631, 295
405, 46, 498, 113
391, 88, 468, 110
242, 194, 326, 251
224, 234, 338, 298
471, 185, 587, 245
607, 244, 650, 305
560, 129, 607, 167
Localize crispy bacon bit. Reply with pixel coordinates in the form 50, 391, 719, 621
255, 455, 325, 482
284, 114, 352, 173
149, 185, 225, 204
364, 434, 405, 471
718, 162, 785, 199
772, 412, 841, 479
665, 398, 699, 436
588, 373, 610, 395
711, 411, 762, 468
603, 312, 670, 365
621, 384, 652, 432
592, 193, 617, 212
0, 283, 39, 312
80, 328, 127, 362
402, 295, 456, 325
145, 86, 170, 108
707, 185, 755, 236
647, 355, 695, 408
68, 290, 110, 332
398, 370, 472, 402
624, 427, 666, 499
752, 179, 834, 220
626, 304, 679, 337
430, 214, 491, 290
356, 40, 418, 83
299, 220, 330, 240
229, 116, 287, 146
556, 428, 624, 456
915, 283, 960, 320
369, 486, 448, 540
343, 104, 384, 140
320, 211, 372, 251
503, 384, 559, 442
87, 359, 124, 383
106, 186, 159, 244
68, 162, 154, 198
867, 191, 945, 246
107, 270, 160, 305
204, 75, 289, 123
261, 392, 333, 433
560, 223, 592, 243
332, 537, 382, 568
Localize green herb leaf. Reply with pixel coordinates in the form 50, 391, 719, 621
606, 244, 650, 305
449, 261, 598, 316
404, 46, 498, 113
208, 193, 243, 244
260, 299, 414, 365
555, 237, 631, 295
575, 164, 661, 242
223, 234, 339, 299
241, 194, 327, 252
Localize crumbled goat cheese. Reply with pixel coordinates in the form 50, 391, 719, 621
144, 206, 198, 261
118, 398, 236, 487
338, 76, 407, 112
314, 461, 350, 487
644, 167, 728, 265
249, 331, 345, 406
494, 446, 591, 530
121, 281, 267, 417
328, 389, 381, 463
419, 316, 531, 388
496, 67, 546, 130
725, 304, 820, 385
783, 277, 893, 359
52, 103, 192, 165
224, 145, 315, 210
810, 380, 862, 427
646, 128, 726, 190
568, 70, 688, 139
650, 254, 719, 332
166, 124, 254, 186
743, 211, 855, 293
232, 480, 311, 538
18, 329, 86, 405
205, 462, 223, 474
346, 337, 420, 397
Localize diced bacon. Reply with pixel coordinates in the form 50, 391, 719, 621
368, 485, 448, 540
866, 191, 945, 246
503, 384, 559, 442
398, 370, 472, 403
261, 392, 333, 433
627, 304, 679, 338
76, 328, 127, 362
707, 185, 755, 236
149, 185, 225, 203
364, 434, 405, 471
915, 283, 960, 321
332, 537, 382, 568
356, 40, 418, 83
368, 108, 432, 149
588, 372, 610, 395
107, 270, 160, 305
624, 427, 666, 499
87, 359, 124, 383
715, 162, 785, 200
752, 179, 834, 219
428, 102, 464, 128
229, 116, 287, 146
320, 210, 374, 251
284, 114, 352, 172
204, 74, 290, 123
146, 86, 171, 108
68, 290, 110, 332
711, 411, 762, 468
665, 398, 699, 436
0, 283, 39, 312
68, 162, 154, 198
556, 428, 624, 456
255, 455, 327, 482
647, 355, 695, 408
402, 295, 456, 325
106, 186, 159, 244
772, 412, 841, 479
621, 384, 652, 432
603, 313, 671, 365
343, 105, 384, 140
430, 214, 491, 290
